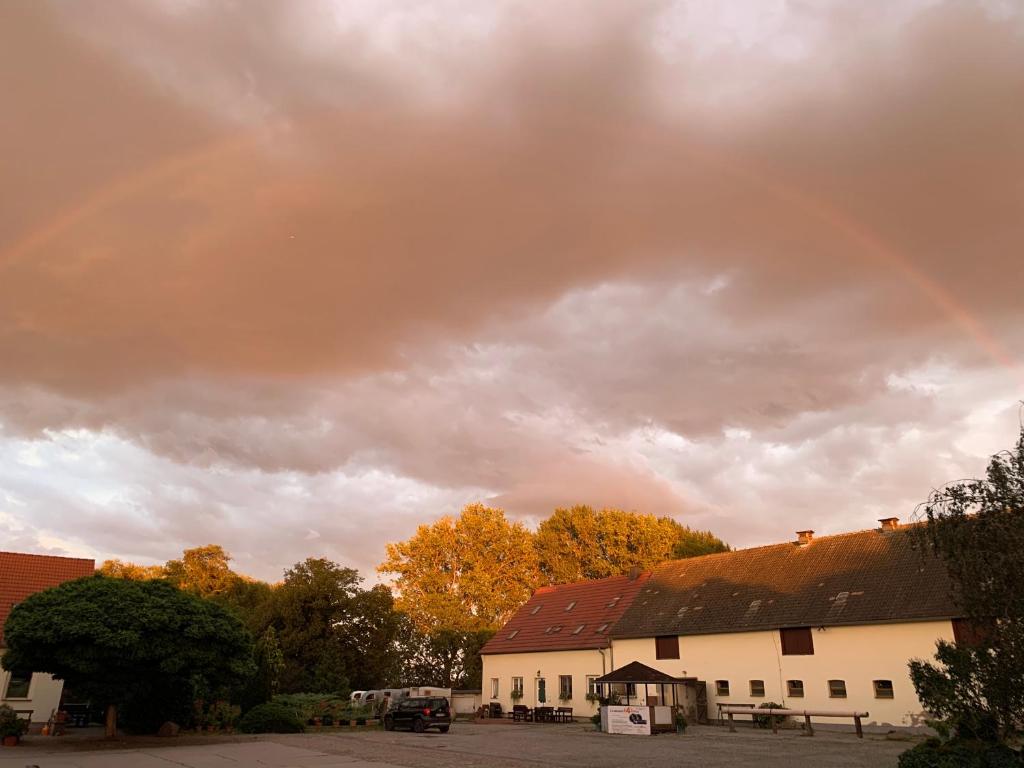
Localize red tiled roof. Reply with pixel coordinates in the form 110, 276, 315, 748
0, 551, 95, 645
481, 573, 650, 655
611, 526, 957, 639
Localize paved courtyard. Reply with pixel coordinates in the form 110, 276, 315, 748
1, 723, 918, 768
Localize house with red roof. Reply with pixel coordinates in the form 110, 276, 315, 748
484, 519, 963, 727
1, 551, 95, 724
480, 571, 650, 716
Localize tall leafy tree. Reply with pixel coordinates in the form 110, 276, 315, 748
379, 503, 542, 632
165, 545, 240, 597
397, 622, 494, 689
1, 576, 254, 736
535, 505, 728, 584
910, 422, 1024, 742
97, 559, 167, 580
259, 558, 362, 694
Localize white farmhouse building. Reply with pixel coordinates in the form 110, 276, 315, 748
480, 572, 651, 717
484, 519, 961, 728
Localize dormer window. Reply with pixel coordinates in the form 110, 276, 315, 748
508, 629, 519, 639
565, 601, 576, 612
531, 605, 542, 615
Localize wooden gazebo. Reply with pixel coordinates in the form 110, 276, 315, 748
594, 661, 695, 707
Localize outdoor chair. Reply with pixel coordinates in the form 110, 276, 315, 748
512, 705, 533, 722
489, 702, 503, 719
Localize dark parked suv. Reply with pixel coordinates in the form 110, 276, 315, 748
383, 696, 451, 733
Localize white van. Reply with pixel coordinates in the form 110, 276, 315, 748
350, 691, 366, 705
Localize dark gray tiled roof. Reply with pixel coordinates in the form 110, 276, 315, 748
611, 527, 957, 639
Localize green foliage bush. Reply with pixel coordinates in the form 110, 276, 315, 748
898, 738, 1023, 768
0, 705, 28, 738
271, 693, 353, 724
237, 702, 305, 734
754, 702, 787, 729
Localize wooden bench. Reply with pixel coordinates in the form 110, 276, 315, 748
719, 706, 870, 738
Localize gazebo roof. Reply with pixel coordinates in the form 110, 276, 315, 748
594, 661, 693, 685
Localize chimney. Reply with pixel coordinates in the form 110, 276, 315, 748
796, 530, 814, 547
879, 517, 900, 532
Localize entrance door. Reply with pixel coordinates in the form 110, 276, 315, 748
536, 677, 547, 704
695, 681, 708, 724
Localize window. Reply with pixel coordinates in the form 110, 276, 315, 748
565, 601, 576, 612
545, 625, 562, 634
828, 680, 847, 698
559, 675, 573, 700
786, 680, 804, 698
607, 596, 621, 608
749, 680, 765, 697
655, 635, 680, 660
572, 624, 585, 634
780, 627, 815, 655
3, 671, 31, 699
715, 680, 730, 697
952, 618, 990, 647
595, 623, 609, 633
508, 629, 519, 639
512, 677, 524, 696
873, 680, 894, 699
626, 683, 637, 697
586, 675, 599, 696
531, 605, 542, 615
490, 677, 499, 699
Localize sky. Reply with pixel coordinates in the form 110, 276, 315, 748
1, 0, 1022, 582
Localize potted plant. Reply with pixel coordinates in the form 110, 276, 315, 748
674, 709, 687, 734
0, 705, 26, 747
510, 689, 523, 702
585, 692, 601, 704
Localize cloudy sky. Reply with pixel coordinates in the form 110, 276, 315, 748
1, 0, 1022, 581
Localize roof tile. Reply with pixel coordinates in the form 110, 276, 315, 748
0, 551, 96, 645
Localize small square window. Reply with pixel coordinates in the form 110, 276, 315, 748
655, 635, 680, 660
3, 671, 32, 699
873, 680, 894, 699
749, 680, 765, 697
828, 680, 847, 698
715, 680, 730, 697
786, 680, 804, 698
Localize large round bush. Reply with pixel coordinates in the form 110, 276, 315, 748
238, 702, 305, 734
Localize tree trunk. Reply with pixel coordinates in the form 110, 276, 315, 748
105, 704, 117, 738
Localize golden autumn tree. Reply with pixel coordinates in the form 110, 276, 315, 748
97, 559, 167, 580
534, 505, 728, 584
379, 503, 542, 633
164, 544, 240, 597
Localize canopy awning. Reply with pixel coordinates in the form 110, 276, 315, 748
594, 661, 695, 685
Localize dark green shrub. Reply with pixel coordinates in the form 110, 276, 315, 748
754, 702, 788, 729
898, 738, 1023, 768
238, 702, 305, 734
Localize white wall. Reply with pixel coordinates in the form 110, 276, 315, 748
612, 620, 954, 727
482, 648, 610, 716
0, 661, 65, 726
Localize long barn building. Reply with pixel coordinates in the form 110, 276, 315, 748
481, 519, 960, 728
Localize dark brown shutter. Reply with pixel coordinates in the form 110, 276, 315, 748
655, 635, 680, 659
952, 618, 990, 647
780, 627, 814, 655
